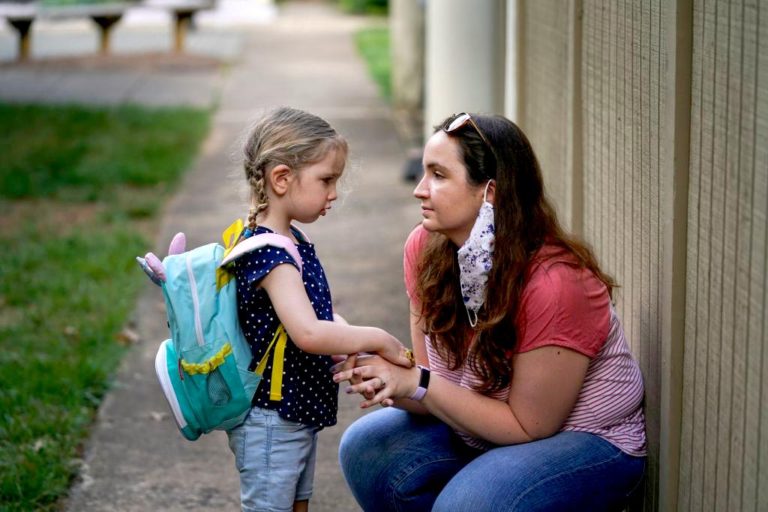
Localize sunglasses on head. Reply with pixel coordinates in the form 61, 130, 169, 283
444, 112, 499, 164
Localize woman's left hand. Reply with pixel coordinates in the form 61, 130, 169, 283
332, 354, 419, 409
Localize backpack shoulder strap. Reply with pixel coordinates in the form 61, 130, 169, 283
219, 232, 303, 273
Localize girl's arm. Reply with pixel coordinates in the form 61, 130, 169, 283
336, 345, 589, 445
261, 263, 412, 367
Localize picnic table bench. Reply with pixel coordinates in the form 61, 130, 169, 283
0, 1, 36, 60
0, 0, 213, 61
145, 0, 212, 53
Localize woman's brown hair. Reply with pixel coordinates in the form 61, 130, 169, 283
415, 113, 616, 392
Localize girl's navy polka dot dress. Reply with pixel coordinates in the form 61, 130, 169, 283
233, 226, 338, 428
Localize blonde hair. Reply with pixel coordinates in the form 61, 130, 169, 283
243, 107, 348, 230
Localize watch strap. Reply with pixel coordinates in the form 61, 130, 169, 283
410, 365, 430, 401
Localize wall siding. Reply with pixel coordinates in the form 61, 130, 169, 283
510, 0, 766, 508
679, 0, 768, 510
517, 0, 575, 228
582, 1, 667, 508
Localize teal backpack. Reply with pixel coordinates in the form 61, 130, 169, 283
137, 220, 302, 440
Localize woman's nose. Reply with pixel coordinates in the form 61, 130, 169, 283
413, 176, 428, 198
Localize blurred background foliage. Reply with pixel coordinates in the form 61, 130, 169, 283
338, 0, 387, 16
0, 103, 210, 511
355, 26, 390, 101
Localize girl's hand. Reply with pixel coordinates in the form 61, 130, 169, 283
333, 354, 421, 409
334, 313, 414, 369
379, 336, 416, 369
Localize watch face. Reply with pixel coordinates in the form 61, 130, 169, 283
418, 366, 430, 388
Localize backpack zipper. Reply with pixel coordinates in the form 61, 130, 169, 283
186, 255, 205, 347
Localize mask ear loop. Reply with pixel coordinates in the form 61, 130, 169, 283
467, 308, 479, 328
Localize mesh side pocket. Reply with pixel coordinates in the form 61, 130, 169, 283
207, 369, 232, 406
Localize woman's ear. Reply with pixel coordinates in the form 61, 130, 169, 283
269, 164, 293, 195
485, 179, 496, 205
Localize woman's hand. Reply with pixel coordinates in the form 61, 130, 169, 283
331, 353, 377, 400
333, 354, 420, 409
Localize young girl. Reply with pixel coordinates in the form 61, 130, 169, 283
225, 107, 413, 512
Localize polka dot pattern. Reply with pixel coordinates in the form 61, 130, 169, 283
233, 226, 338, 428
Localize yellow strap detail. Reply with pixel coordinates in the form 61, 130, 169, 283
216, 219, 244, 290
215, 267, 233, 290
269, 326, 287, 401
222, 218, 244, 257
181, 343, 233, 375
251, 325, 287, 402
255, 324, 284, 375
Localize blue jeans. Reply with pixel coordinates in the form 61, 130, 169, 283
339, 408, 645, 512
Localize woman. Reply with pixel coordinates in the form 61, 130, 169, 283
334, 113, 647, 511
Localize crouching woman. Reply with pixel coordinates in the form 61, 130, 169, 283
334, 113, 647, 511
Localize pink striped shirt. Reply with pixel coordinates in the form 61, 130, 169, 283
404, 225, 647, 456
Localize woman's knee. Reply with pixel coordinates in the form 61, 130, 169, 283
339, 409, 469, 512
340, 408, 402, 466
339, 408, 412, 487
339, 409, 415, 510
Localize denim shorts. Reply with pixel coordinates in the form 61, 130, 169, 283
227, 407, 319, 512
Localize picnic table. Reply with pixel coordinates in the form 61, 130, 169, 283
0, 0, 214, 61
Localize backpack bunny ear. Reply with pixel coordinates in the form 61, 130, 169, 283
136, 256, 163, 286
144, 252, 166, 282
168, 232, 186, 255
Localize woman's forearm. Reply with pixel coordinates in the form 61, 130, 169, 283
344, 361, 536, 445
420, 373, 534, 445
391, 398, 429, 414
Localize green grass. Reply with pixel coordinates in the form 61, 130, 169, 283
354, 26, 391, 101
0, 104, 207, 200
0, 103, 210, 511
338, 0, 388, 16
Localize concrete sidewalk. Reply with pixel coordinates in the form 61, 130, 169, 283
3, 2, 419, 510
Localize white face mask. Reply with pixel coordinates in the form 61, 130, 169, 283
457, 181, 495, 327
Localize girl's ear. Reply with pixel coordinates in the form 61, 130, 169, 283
269, 164, 293, 195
